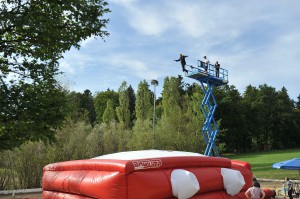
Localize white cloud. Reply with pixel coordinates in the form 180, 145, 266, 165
60, 61, 75, 74
80, 37, 95, 48
103, 53, 160, 80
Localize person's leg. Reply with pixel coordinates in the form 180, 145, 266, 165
289, 190, 293, 199
181, 64, 185, 72
182, 64, 188, 73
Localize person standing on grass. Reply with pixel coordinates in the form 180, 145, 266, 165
253, 177, 261, 188
282, 184, 287, 197
286, 177, 294, 199
295, 184, 300, 198
245, 181, 265, 199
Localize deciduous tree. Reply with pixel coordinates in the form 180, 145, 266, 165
94, 89, 118, 123
0, 0, 110, 150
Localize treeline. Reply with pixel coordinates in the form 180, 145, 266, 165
1, 76, 300, 189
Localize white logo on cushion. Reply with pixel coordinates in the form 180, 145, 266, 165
132, 159, 162, 170
221, 168, 245, 196
171, 169, 200, 199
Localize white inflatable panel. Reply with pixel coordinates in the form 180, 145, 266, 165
94, 150, 203, 160
171, 169, 200, 199
221, 168, 245, 196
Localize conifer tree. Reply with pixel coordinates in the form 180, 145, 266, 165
135, 80, 153, 121
116, 81, 131, 129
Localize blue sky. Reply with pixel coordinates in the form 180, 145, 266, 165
59, 0, 300, 100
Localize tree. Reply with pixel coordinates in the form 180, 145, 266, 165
256, 84, 278, 150
183, 83, 205, 153
296, 94, 300, 109
66, 90, 96, 126
242, 84, 297, 151
135, 80, 153, 121
156, 76, 190, 151
128, 80, 153, 150
215, 85, 249, 153
81, 90, 96, 127
102, 99, 116, 124
116, 81, 131, 129
161, 77, 182, 119
127, 85, 136, 126
94, 89, 119, 123
272, 87, 299, 149
0, 0, 110, 150
129, 119, 153, 150
116, 81, 131, 151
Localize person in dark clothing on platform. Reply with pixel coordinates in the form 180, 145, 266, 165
215, 61, 220, 77
174, 54, 188, 73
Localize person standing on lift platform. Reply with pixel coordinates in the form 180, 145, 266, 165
203, 56, 209, 72
215, 61, 220, 77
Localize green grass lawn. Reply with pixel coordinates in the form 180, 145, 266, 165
224, 149, 300, 180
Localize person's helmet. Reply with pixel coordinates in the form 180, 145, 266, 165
203, 56, 207, 58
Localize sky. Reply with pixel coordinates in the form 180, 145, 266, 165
59, 0, 300, 100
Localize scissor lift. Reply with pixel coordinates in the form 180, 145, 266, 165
187, 60, 228, 156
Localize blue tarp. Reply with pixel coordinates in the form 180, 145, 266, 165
272, 158, 300, 170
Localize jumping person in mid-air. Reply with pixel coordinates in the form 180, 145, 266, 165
174, 54, 188, 73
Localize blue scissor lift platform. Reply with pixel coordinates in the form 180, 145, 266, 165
186, 60, 228, 156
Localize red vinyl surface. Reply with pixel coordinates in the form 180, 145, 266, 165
42, 152, 276, 199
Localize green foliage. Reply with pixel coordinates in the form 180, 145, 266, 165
215, 85, 250, 153
66, 90, 96, 126
0, 141, 49, 189
94, 89, 119, 123
0, 0, 110, 150
128, 119, 153, 150
51, 120, 94, 161
296, 94, 300, 109
128, 85, 136, 124
135, 80, 153, 121
161, 77, 182, 119
81, 90, 97, 127
154, 77, 203, 152
102, 99, 116, 124
116, 81, 131, 129
0, 119, 106, 189
241, 84, 300, 151
102, 122, 119, 154
0, 71, 67, 150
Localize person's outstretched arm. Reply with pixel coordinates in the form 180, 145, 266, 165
245, 189, 251, 199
